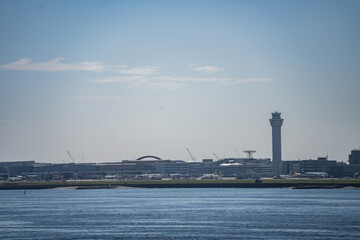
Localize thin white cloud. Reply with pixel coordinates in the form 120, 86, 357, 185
91, 75, 149, 84
91, 75, 273, 90
155, 76, 221, 83
67, 96, 124, 100
219, 78, 274, 85
149, 82, 186, 90
0, 57, 115, 72
155, 76, 272, 85
91, 76, 184, 90
116, 66, 160, 75
0, 57, 273, 90
0, 57, 160, 74
192, 65, 224, 73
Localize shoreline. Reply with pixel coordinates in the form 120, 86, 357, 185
1, 179, 360, 190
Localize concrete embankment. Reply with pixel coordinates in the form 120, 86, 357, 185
1, 179, 360, 190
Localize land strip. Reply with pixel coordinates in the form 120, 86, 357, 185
1, 179, 360, 190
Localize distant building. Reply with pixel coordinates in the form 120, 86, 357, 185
32, 163, 99, 180
326, 149, 360, 178
283, 157, 342, 176
0, 161, 35, 177
0, 166, 8, 180
282, 160, 300, 174
327, 163, 347, 178
1, 148, 359, 179
0, 161, 35, 167
349, 149, 360, 165
218, 158, 273, 178
0, 156, 278, 180
299, 157, 337, 172
336, 149, 360, 178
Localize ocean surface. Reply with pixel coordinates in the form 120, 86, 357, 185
1, 188, 360, 240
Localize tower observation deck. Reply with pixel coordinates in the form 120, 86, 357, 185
270, 112, 284, 175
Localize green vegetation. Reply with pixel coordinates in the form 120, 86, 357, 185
261, 179, 360, 184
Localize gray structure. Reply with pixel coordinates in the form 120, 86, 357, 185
270, 112, 284, 175
0, 161, 35, 178
0, 157, 275, 180
349, 149, 360, 165
299, 157, 337, 172
282, 160, 300, 175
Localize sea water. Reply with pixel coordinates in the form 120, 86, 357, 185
1, 188, 360, 239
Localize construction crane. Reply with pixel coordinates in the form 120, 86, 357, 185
67, 150, 75, 164
213, 153, 220, 161
186, 148, 196, 162
243, 150, 256, 159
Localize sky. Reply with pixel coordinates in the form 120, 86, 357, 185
0, 0, 359, 163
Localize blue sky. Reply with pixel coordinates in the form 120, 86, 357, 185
0, 0, 359, 163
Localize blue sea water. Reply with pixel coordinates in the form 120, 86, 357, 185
0, 188, 360, 240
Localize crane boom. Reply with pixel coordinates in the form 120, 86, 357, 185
213, 153, 220, 161
186, 148, 196, 162
67, 150, 75, 164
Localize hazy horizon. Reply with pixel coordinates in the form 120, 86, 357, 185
1, 0, 360, 163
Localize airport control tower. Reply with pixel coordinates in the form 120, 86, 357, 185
270, 112, 284, 175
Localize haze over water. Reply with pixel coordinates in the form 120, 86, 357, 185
1, 188, 360, 239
